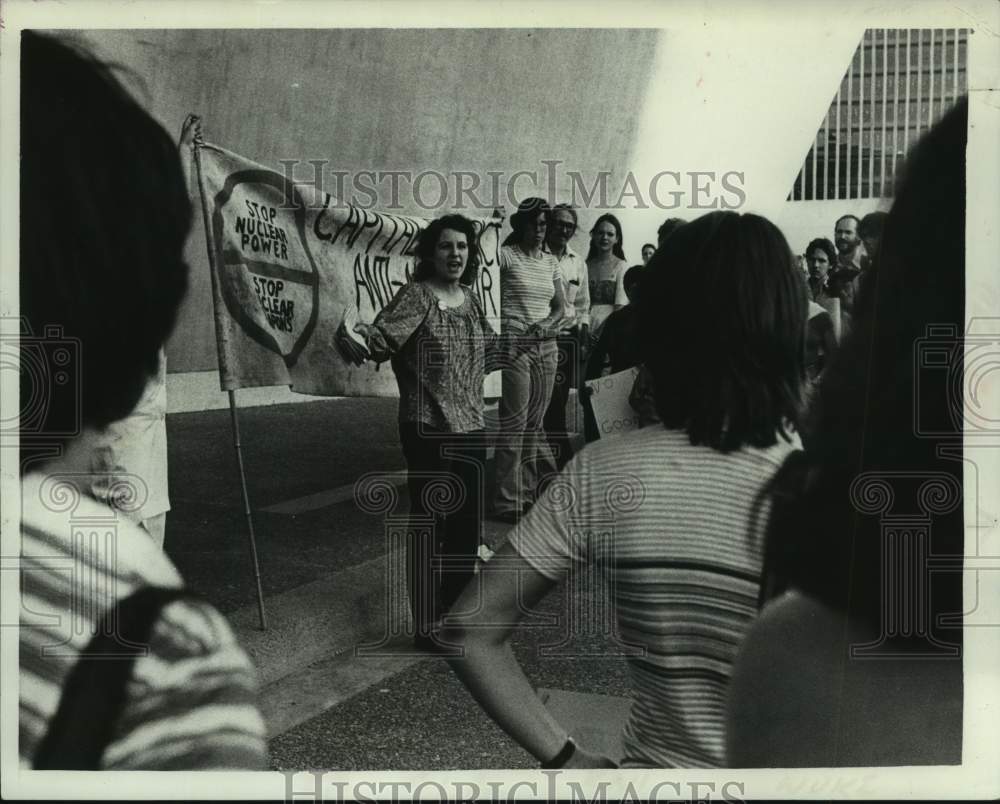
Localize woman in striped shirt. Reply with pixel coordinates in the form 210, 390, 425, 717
444, 211, 808, 769
491, 198, 568, 521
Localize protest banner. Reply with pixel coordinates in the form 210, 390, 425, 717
194, 141, 503, 396
584, 366, 642, 438
187, 130, 505, 628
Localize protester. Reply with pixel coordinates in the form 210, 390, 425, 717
859, 210, 889, 269
641, 243, 656, 264
727, 98, 967, 767
19, 31, 267, 769
656, 217, 686, 247
833, 213, 866, 270
487, 199, 567, 522
337, 213, 554, 646
445, 210, 807, 769
585, 265, 644, 379
626, 219, 689, 428
586, 213, 629, 335
827, 214, 869, 336
580, 265, 644, 442
542, 204, 590, 470
804, 301, 837, 385
804, 237, 837, 304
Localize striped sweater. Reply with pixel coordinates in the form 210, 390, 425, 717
511, 425, 800, 767
19, 471, 267, 769
499, 244, 560, 327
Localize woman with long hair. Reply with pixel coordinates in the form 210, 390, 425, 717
491, 198, 567, 522
444, 210, 808, 768
586, 212, 629, 336
337, 213, 554, 648
727, 98, 968, 768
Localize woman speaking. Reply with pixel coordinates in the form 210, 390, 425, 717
337, 213, 555, 649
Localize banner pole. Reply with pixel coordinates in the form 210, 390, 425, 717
228, 389, 268, 630
183, 115, 268, 630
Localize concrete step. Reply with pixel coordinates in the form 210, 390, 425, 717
260, 640, 425, 738
228, 551, 411, 688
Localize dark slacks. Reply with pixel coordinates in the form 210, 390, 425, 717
543, 332, 582, 469
399, 423, 486, 636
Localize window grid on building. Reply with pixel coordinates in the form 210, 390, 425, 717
789, 29, 967, 201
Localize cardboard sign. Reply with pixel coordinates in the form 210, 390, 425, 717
584, 366, 642, 438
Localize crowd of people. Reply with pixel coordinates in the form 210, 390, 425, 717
19, 30, 967, 772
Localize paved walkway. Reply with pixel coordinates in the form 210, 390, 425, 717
163, 395, 631, 769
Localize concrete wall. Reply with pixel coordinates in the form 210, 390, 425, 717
78, 28, 660, 376
75, 24, 969, 411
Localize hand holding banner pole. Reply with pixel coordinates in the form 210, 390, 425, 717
181, 113, 268, 631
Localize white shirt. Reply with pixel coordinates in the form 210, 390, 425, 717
90, 349, 170, 521
546, 244, 590, 329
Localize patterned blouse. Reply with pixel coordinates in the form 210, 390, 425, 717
365, 281, 502, 433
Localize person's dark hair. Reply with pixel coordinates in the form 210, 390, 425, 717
834, 213, 861, 229
638, 211, 807, 452
413, 214, 480, 285
623, 265, 644, 294
656, 217, 686, 245
858, 210, 889, 238
805, 237, 837, 266
586, 213, 626, 261
641, 242, 656, 253
20, 32, 191, 467
502, 197, 549, 246
764, 98, 967, 633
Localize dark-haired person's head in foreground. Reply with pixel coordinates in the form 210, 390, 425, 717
779, 98, 966, 629
622, 264, 644, 303
638, 211, 808, 452
18, 31, 268, 772
656, 217, 686, 247
20, 31, 191, 470
728, 97, 967, 767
